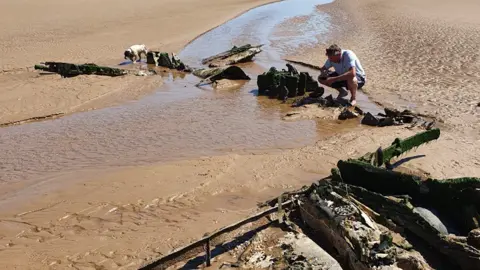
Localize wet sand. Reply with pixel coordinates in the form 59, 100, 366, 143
0, 0, 480, 269
0, 0, 277, 124
290, 0, 480, 133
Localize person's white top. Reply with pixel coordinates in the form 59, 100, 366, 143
324, 49, 366, 82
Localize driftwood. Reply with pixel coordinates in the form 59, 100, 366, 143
201, 44, 263, 67
34, 62, 127, 77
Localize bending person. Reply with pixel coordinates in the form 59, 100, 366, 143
318, 44, 366, 106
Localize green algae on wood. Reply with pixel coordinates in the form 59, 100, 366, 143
358, 128, 441, 166
35, 62, 127, 77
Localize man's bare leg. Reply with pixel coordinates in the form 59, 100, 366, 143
347, 76, 358, 106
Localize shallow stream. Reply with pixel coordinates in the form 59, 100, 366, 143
0, 0, 381, 185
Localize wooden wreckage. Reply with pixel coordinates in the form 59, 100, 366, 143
33, 44, 262, 83
201, 44, 264, 68
139, 128, 480, 270
257, 63, 322, 100
190, 44, 264, 86
34, 62, 128, 78
257, 63, 435, 128
146, 52, 193, 72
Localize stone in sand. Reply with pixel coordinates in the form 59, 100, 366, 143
413, 207, 449, 235
362, 112, 381, 126
338, 107, 359, 120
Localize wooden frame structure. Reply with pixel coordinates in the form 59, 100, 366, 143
138, 200, 294, 270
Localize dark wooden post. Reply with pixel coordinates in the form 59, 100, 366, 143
205, 238, 211, 267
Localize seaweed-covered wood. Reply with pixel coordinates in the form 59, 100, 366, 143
146, 51, 191, 71
299, 184, 433, 270
336, 159, 424, 197
329, 182, 480, 270
35, 62, 127, 77
336, 158, 480, 234
257, 64, 319, 100
358, 128, 441, 166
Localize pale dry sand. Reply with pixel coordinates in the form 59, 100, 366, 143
0, 0, 276, 124
0, 0, 480, 269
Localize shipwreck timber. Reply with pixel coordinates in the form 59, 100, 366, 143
257, 64, 322, 101
138, 128, 480, 270
201, 44, 263, 67
326, 128, 480, 270
34, 62, 127, 77
146, 51, 192, 72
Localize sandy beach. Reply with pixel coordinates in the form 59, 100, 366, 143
0, 0, 276, 124
0, 0, 479, 269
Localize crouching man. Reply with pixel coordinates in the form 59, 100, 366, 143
318, 44, 366, 106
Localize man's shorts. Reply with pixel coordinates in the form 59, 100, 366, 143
327, 72, 365, 90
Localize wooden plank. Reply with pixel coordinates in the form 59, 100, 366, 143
205, 239, 211, 267
138, 200, 294, 269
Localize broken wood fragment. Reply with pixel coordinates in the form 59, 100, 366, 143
201, 44, 263, 67
146, 51, 192, 72
357, 128, 440, 166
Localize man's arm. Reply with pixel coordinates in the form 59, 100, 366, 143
329, 66, 356, 82
318, 59, 332, 82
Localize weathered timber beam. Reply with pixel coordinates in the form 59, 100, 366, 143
35, 62, 127, 77
283, 59, 322, 70
138, 200, 293, 270
201, 44, 263, 65
336, 159, 424, 197
358, 128, 440, 166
